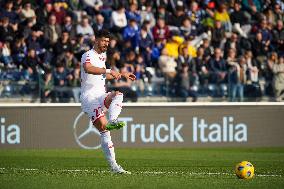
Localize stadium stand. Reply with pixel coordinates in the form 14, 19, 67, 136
0, 0, 284, 103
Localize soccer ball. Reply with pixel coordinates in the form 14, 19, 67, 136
235, 161, 254, 179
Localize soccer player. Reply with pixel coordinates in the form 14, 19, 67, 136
80, 29, 136, 174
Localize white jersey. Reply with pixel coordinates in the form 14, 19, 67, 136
80, 49, 107, 100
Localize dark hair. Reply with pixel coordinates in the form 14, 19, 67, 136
95, 29, 111, 39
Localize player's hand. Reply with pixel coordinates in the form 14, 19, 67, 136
110, 70, 121, 80
122, 72, 136, 81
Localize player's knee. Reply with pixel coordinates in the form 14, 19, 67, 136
114, 91, 123, 102
93, 117, 107, 132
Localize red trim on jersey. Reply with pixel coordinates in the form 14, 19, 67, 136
104, 93, 111, 109
84, 58, 91, 64
92, 114, 105, 124
100, 130, 109, 134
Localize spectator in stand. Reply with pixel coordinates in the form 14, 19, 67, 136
193, 46, 210, 86
228, 56, 247, 102
186, 1, 206, 32
262, 52, 278, 96
111, 5, 127, 35
168, 5, 186, 27
108, 50, 123, 69
202, 38, 213, 61
20, 2, 36, 24
53, 63, 72, 102
151, 38, 164, 66
140, 3, 155, 28
211, 20, 226, 48
124, 50, 136, 73
36, 3, 53, 27
141, 20, 154, 40
68, 64, 81, 102
257, 19, 272, 51
43, 14, 62, 49
138, 26, 154, 66
73, 34, 90, 59
12, 37, 27, 67
224, 33, 243, 58
180, 17, 197, 38
155, 5, 171, 25
177, 45, 193, 71
249, 5, 263, 26
252, 32, 270, 69
1, 1, 19, 24
269, 56, 284, 101
134, 54, 146, 95
0, 17, 16, 42
165, 35, 184, 59
153, 17, 171, 43
273, 3, 284, 22
209, 48, 227, 84
0, 40, 13, 67
126, 3, 141, 23
21, 48, 43, 81
123, 19, 139, 50
174, 63, 198, 102
93, 13, 109, 33
158, 48, 177, 79
53, 31, 72, 57
57, 50, 79, 71
179, 36, 197, 58
226, 48, 239, 71
272, 20, 284, 55
76, 15, 94, 38
40, 69, 55, 103
52, 2, 66, 25
211, 4, 232, 32
20, 18, 35, 39
244, 50, 259, 83
62, 15, 77, 39
230, 2, 251, 38
26, 30, 45, 57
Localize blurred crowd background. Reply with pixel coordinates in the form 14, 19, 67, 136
0, 0, 284, 103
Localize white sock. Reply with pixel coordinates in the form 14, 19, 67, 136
100, 131, 117, 167
108, 93, 123, 122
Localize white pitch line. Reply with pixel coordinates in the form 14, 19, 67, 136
0, 167, 282, 177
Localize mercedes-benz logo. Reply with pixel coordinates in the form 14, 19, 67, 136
73, 112, 101, 149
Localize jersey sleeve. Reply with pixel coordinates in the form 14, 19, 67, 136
81, 53, 91, 65
81, 52, 96, 68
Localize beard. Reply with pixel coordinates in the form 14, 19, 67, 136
100, 46, 108, 52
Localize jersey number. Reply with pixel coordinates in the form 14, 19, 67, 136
92, 106, 104, 120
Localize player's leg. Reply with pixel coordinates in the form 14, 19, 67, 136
93, 116, 130, 174
104, 91, 125, 130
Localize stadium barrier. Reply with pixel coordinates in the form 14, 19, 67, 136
0, 103, 284, 149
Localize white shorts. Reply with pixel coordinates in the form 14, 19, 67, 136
81, 92, 111, 122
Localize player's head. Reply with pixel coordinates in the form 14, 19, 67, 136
95, 29, 111, 53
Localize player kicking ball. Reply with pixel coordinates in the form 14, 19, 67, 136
80, 29, 136, 174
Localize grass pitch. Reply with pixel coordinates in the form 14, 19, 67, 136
0, 148, 283, 189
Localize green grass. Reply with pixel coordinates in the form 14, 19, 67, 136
0, 148, 284, 189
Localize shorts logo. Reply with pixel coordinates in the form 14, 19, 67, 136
73, 112, 101, 149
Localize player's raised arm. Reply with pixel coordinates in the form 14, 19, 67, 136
83, 62, 121, 79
